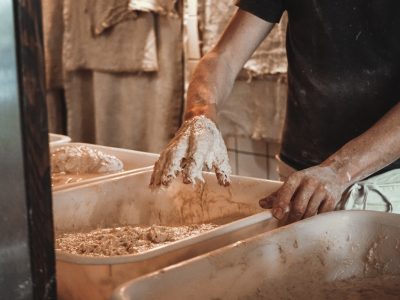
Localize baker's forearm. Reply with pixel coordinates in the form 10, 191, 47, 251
185, 52, 234, 120
322, 101, 400, 186
185, 9, 275, 120
260, 101, 400, 222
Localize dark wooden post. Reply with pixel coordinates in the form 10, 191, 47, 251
0, 0, 56, 299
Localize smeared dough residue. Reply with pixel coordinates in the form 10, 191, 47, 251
51, 145, 123, 174
151, 116, 231, 188
56, 224, 218, 256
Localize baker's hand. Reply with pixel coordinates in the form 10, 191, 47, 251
150, 115, 231, 188
259, 165, 349, 223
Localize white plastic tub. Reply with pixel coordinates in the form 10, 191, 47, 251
53, 170, 282, 300
51, 143, 159, 191
112, 210, 400, 300
49, 133, 72, 145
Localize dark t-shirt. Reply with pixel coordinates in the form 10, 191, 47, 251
237, 0, 400, 173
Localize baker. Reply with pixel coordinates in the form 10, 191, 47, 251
151, 0, 400, 223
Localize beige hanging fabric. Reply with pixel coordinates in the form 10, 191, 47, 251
42, 0, 183, 149
42, 0, 67, 133
201, 0, 288, 77
42, 0, 65, 90
129, 0, 178, 15
63, 0, 159, 73
63, 8, 183, 152
184, 0, 201, 79
91, 16, 183, 153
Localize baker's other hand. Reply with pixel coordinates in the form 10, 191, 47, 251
150, 115, 231, 189
259, 165, 349, 223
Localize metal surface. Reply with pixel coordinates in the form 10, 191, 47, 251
53, 170, 281, 300
112, 211, 400, 300
0, 0, 56, 298
0, 0, 32, 297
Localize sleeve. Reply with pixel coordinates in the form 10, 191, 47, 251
236, 0, 285, 23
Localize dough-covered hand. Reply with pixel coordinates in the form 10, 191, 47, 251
259, 165, 349, 223
150, 115, 231, 188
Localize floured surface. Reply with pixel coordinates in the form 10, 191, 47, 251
51, 173, 100, 186
129, 0, 177, 15
245, 233, 400, 300
51, 145, 124, 186
56, 224, 218, 256
318, 275, 400, 300
247, 275, 400, 300
151, 115, 231, 188
51, 145, 123, 173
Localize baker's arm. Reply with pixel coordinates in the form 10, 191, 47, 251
150, 10, 275, 187
260, 101, 400, 223
185, 9, 275, 120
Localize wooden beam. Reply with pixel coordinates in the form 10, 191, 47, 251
0, 0, 56, 298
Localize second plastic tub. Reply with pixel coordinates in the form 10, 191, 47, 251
112, 210, 400, 300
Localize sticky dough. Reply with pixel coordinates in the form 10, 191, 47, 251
51, 145, 123, 174
151, 116, 231, 187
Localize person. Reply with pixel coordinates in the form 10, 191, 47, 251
151, 1, 400, 223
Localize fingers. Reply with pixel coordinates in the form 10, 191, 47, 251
150, 122, 192, 188
318, 196, 336, 213
287, 180, 316, 223
303, 187, 326, 218
150, 115, 233, 188
259, 191, 277, 209
258, 163, 345, 223
264, 176, 336, 222
271, 175, 301, 220
182, 121, 211, 184
215, 166, 230, 186
160, 133, 190, 186
150, 153, 169, 187
212, 135, 231, 186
